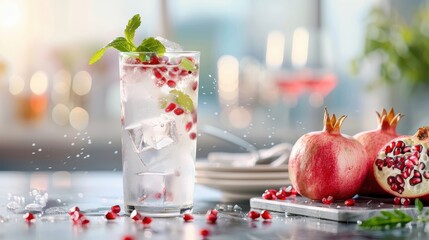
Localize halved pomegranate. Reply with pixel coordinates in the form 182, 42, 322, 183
288, 108, 368, 200
354, 108, 403, 196
374, 127, 429, 201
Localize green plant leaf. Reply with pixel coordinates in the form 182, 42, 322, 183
170, 90, 194, 112
124, 14, 141, 47
136, 37, 166, 55
415, 198, 424, 214
180, 57, 197, 72
89, 37, 134, 65
359, 210, 413, 229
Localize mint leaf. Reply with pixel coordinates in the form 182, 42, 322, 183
180, 57, 197, 72
89, 37, 133, 64
136, 37, 166, 55
124, 14, 141, 48
170, 90, 194, 112
359, 209, 413, 229
416, 198, 424, 214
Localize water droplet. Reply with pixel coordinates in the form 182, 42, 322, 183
32, 143, 36, 146
48, 167, 52, 170
214, 112, 218, 116
71, 143, 75, 146
88, 140, 92, 144
108, 141, 112, 145
76, 154, 80, 158
32, 152, 36, 155
113, 168, 117, 171
25, 203, 43, 212
35, 168, 39, 171
114, 151, 118, 154
6, 201, 21, 210
86, 154, 90, 158
208, 74, 212, 77
38, 148, 42, 152
67, 156, 71, 159
44, 207, 68, 215
77, 193, 84, 198
64, 134, 67, 138
77, 132, 81, 136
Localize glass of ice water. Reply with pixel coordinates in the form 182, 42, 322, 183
119, 51, 199, 216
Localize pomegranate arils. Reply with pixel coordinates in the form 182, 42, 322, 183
122, 235, 135, 240
165, 103, 176, 112
105, 211, 116, 220
207, 209, 218, 216
24, 212, 35, 222
68, 206, 80, 215
394, 197, 401, 205
153, 69, 162, 79
261, 210, 272, 220
183, 213, 194, 222
142, 217, 152, 225
192, 81, 198, 91
344, 199, 355, 206
174, 108, 184, 115
424, 172, 429, 179
185, 122, 193, 132
167, 80, 176, 88
200, 228, 210, 237
189, 132, 197, 140
276, 190, 287, 200
159, 66, 167, 72
322, 196, 334, 205
206, 213, 217, 224
248, 210, 260, 220
130, 210, 142, 221
111, 205, 121, 214
150, 55, 160, 64
401, 198, 411, 206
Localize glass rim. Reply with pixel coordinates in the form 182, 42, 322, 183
120, 51, 200, 55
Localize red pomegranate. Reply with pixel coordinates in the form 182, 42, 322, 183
354, 108, 403, 196
374, 127, 429, 201
288, 108, 368, 200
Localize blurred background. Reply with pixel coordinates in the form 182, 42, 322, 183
0, 0, 428, 171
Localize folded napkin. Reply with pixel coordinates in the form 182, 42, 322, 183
207, 142, 293, 167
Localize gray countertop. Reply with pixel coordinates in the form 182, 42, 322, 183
0, 171, 425, 240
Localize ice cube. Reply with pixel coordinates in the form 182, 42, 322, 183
136, 172, 174, 204
155, 36, 183, 52
25, 203, 43, 212
126, 114, 178, 154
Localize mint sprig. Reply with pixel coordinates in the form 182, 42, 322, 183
170, 90, 194, 112
359, 198, 429, 230
180, 57, 197, 72
89, 14, 166, 65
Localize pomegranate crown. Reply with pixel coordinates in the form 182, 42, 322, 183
323, 108, 346, 133
376, 108, 403, 131
415, 126, 429, 141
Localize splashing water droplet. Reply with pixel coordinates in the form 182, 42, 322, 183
38, 148, 42, 152
108, 141, 112, 145
76, 154, 80, 158
6, 201, 21, 210
32, 143, 36, 146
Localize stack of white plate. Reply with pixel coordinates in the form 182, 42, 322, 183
196, 161, 291, 201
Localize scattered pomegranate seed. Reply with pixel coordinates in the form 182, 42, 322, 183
394, 197, 401, 205
266, 189, 278, 195
185, 122, 193, 132
72, 211, 85, 223
207, 209, 218, 216
174, 108, 184, 115
153, 69, 162, 79
200, 228, 210, 237
165, 103, 176, 112
262, 191, 276, 200
261, 210, 272, 220
23, 213, 35, 222
111, 205, 121, 214
122, 235, 135, 240
189, 132, 197, 140
322, 196, 334, 205
68, 206, 80, 216
276, 190, 287, 200
142, 217, 152, 225
105, 211, 116, 220
401, 198, 411, 206
344, 199, 355, 206
192, 81, 198, 91
206, 213, 217, 224
167, 80, 176, 88
183, 213, 194, 222
248, 210, 260, 220
80, 218, 90, 225
130, 210, 142, 221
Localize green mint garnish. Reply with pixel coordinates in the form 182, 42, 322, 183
89, 14, 166, 65
170, 90, 194, 112
180, 58, 197, 72
359, 198, 429, 230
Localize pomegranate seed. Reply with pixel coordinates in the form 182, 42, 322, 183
168, 71, 177, 78
111, 205, 121, 214
159, 66, 167, 72
130, 210, 142, 221
174, 108, 184, 115
276, 190, 287, 200
23, 213, 35, 222
185, 122, 193, 132
322, 196, 334, 205
344, 199, 355, 206
179, 69, 188, 76
395, 175, 404, 184
142, 217, 152, 225
266, 189, 278, 195
153, 69, 162, 79
414, 170, 422, 177
189, 132, 197, 140
261, 210, 272, 220
122, 235, 135, 240
403, 146, 411, 153
155, 77, 166, 87
401, 198, 411, 206
200, 228, 210, 237
424, 172, 429, 179
394, 197, 401, 205
396, 141, 405, 148
385, 145, 393, 154
390, 183, 398, 191
72, 211, 85, 223
68, 206, 80, 216
405, 160, 414, 168
207, 209, 218, 216
248, 210, 260, 220
173, 67, 180, 72
167, 80, 176, 88
186, 57, 195, 63
80, 218, 90, 225
150, 55, 160, 64
133, 58, 142, 64
183, 213, 194, 222
387, 176, 395, 185
410, 177, 422, 186
262, 192, 275, 200
394, 148, 402, 155
409, 156, 419, 165
413, 144, 423, 153
206, 213, 217, 224
105, 211, 116, 220
192, 81, 198, 91
165, 103, 176, 112
192, 111, 197, 123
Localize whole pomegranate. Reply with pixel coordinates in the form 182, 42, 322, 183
354, 108, 403, 196
288, 108, 368, 200
374, 127, 429, 201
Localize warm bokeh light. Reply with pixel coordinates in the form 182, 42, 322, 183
72, 71, 92, 96
69, 107, 89, 130
217, 55, 239, 104
52, 104, 70, 126
0, 1, 21, 28
52, 69, 72, 103
228, 107, 252, 129
291, 27, 309, 68
30, 71, 48, 95
8, 75, 25, 95
265, 31, 285, 69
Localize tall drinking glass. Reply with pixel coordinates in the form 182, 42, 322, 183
119, 52, 200, 216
